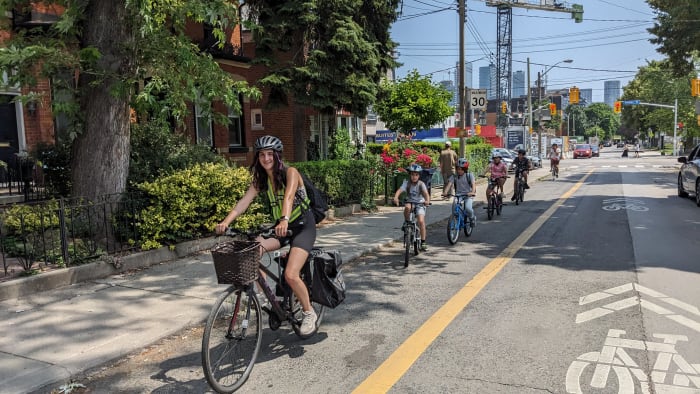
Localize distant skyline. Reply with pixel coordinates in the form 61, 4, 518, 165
390, 0, 664, 104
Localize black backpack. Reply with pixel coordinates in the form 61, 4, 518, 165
300, 172, 328, 224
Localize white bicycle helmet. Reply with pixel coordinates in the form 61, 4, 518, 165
457, 158, 469, 169
406, 164, 423, 173
254, 135, 283, 152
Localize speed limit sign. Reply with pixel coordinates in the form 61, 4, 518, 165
468, 89, 487, 110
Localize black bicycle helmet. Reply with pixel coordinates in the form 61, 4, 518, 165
254, 135, 283, 152
406, 163, 423, 173
457, 158, 469, 169
518, 149, 526, 155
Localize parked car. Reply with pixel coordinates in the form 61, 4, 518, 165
677, 143, 700, 206
603, 141, 612, 147
573, 144, 592, 159
528, 155, 542, 168
590, 144, 600, 157
617, 142, 625, 148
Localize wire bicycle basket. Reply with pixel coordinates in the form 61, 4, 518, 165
211, 240, 261, 286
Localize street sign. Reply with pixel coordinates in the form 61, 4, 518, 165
622, 100, 640, 105
468, 89, 487, 110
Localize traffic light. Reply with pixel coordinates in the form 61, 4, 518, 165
692, 79, 700, 97
569, 86, 580, 104
613, 101, 622, 113
549, 103, 556, 116
501, 101, 507, 114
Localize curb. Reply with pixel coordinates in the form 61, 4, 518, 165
0, 237, 218, 302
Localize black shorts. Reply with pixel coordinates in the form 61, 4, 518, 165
279, 210, 316, 252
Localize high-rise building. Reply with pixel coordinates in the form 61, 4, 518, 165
479, 64, 497, 100
452, 61, 474, 108
512, 70, 525, 98
579, 88, 593, 106
604, 81, 621, 107
440, 80, 457, 109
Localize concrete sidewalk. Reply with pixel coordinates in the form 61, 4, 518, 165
0, 175, 521, 394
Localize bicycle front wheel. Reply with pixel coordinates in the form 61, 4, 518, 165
487, 198, 494, 220
447, 214, 459, 245
202, 287, 262, 393
404, 228, 411, 267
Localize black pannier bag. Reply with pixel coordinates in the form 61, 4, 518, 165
311, 250, 346, 308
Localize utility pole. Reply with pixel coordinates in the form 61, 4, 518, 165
458, 0, 466, 158
527, 57, 532, 153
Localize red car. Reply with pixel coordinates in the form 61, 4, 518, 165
573, 144, 592, 159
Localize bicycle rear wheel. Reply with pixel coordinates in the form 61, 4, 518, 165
291, 261, 326, 338
487, 197, 494, 220
202, 287, 262, 393
519, 184, 525, 203
496, 196, 503, 215
447, 214, 459, 245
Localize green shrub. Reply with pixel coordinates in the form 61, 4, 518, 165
293, 160, 373, 206
136, 163, 269, 249
329, 128, 354, 160
129, 120, 225, 188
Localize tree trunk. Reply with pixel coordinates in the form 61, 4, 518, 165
71, 0, 134, 202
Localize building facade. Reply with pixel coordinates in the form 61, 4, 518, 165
579, 88, 593, 106
512, 70, 525, 98
603, 80, 621, 108
479, 64, 497, 100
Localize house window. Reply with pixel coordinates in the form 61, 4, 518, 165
228, 104, 243, 147
51, 71, 75, 142
195, 100, 213, 146
251, 108, 263, 130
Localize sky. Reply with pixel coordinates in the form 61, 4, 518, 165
390, 0, 664, 103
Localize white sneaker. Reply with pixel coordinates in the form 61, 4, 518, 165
299, 310, 318, 336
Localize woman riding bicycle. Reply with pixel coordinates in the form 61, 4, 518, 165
548, 143, 561, 177
442, 158, 476, 227
393, 163, 431, 251
485, 153, 507, 201
214, 135, 319, 337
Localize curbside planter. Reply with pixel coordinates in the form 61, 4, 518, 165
0, 237, 219, 302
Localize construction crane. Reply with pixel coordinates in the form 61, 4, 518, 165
485, 0, 583, 126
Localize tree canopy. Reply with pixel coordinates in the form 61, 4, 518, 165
374, 70, 453, 135
647, 0, 700, 76
244, 0, 399, 116
0, 0, 260, 200
620, 59, 698, 144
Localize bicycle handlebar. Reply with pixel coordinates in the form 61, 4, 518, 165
223, 224, 293, 240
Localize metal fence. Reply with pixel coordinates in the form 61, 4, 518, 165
0, 195, 146, 277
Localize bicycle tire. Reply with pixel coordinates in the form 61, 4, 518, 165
464, 216, 473, 237
413, 234, 420, 256
202, 287, 262, 393
518, 183, 524, 204
496, 197, 502, 215
514, 186, 520, 206
404, 228, 410, 267
447, 214, 459, 245
291, 260, 326, 338
487, 197, 494, 220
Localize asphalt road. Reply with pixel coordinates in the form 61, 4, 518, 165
42, 150, 700, 394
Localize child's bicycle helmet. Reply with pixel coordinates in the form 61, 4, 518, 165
406, 164, 423, 173
457, 158, 469, 169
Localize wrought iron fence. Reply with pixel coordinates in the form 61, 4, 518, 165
0, 194, 146, 277
0, 157, 53, 202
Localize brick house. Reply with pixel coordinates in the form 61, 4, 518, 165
0, 3, 365, 169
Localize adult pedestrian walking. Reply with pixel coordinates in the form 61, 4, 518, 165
439, 141, 458, 196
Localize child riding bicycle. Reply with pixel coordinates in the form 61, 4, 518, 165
393, 163, 431, 251
442, 158, 476, 227
485, 153, 508, 201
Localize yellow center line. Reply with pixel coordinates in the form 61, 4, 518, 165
352, 169, 595, 394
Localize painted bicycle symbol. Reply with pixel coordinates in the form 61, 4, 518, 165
566, 329, 700, 393
601, 198, 649, 212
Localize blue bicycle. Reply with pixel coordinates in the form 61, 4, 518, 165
446, 194, 475, 244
